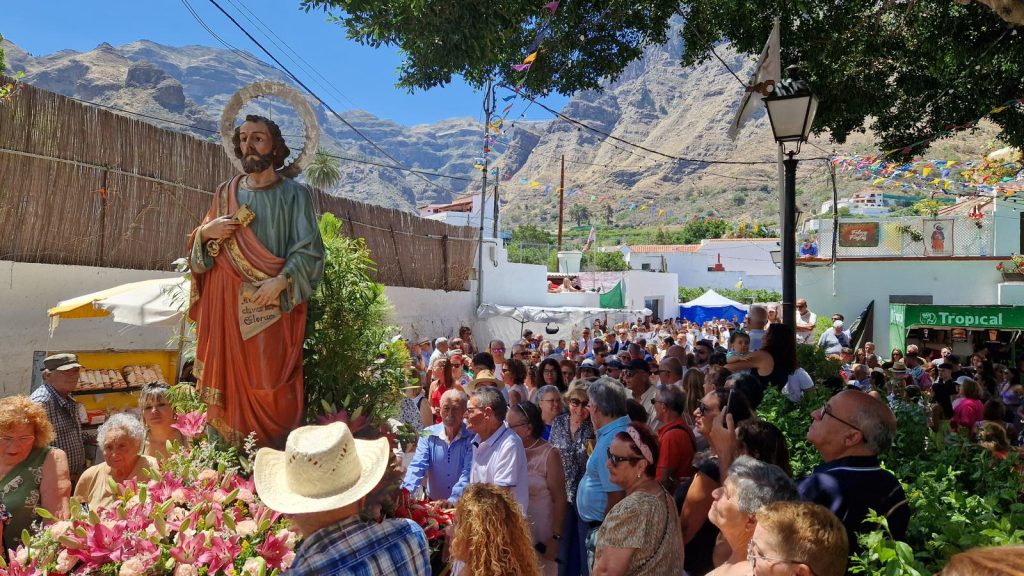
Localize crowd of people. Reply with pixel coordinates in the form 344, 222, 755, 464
3, 310, 1023, 575
375, 310, 1023, 575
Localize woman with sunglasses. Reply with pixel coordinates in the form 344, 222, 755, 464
549, 381, 595, 576
592, 423, 684, 576
508, 402, 567, 576
428, 357, 459, 424
538, 357, 567, 393
449, 351, 472, 390
679, 388, 753, 576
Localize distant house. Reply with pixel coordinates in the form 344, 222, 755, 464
798, 195, 1024, 355
612, 238, 781, 291
419, 193, 499, 235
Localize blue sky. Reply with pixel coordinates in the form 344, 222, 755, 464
3, 0, 568, 126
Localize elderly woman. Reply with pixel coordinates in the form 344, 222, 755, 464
592, 423, 684, 576
74, 414, 157, 511
0, 396, 71, 553
508, 402, 567, 576
706, 456, 798, 575
549, 381, 595, 576
748, 501, 849, 576
536, 384, 564, 440
139, 384, 183, 460
653, 384, 697, 494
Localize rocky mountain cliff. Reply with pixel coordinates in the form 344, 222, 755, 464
2, 33, 999, 228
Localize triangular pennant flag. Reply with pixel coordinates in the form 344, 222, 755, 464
502, 95, 516, 102
512, 63, 532, 72
523, 52, 538, 64
542, 1, 560, 14
530, 181, 541, 188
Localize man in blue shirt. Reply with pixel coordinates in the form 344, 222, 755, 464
800, 390, 909, 561
575, 377, 630, 574
401, 389, 472, 501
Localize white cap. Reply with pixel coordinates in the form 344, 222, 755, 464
434, 337, 448, 346
832, 320, 844, 328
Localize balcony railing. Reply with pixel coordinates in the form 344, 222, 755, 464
804, 215, 994, 259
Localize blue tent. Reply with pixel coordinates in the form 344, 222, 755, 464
679, 290, 748, 324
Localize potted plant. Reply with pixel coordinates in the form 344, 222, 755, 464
996, 254, 1024, 281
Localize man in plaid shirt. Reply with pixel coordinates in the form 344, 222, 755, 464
30, 353, 86, 481
255, 422, 430, 576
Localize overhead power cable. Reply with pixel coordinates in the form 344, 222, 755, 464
203, 0, 455, 195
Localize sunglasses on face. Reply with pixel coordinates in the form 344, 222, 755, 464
569, 398, 589, 408
451, 363, 463, 368
606, 448, 642, 466
492, 347, 506, 353
697, 402, 713, 415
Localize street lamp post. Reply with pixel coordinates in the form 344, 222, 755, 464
763, 65, 818, 331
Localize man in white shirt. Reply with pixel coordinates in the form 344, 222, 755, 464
429, 337, 449, 368
465, 386, 529, 513
578, 327, 595, 355
795, 299, 818, 345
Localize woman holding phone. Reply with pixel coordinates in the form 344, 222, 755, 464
677, 388, 752, 576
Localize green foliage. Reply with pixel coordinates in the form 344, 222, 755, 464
304, 148, 342, 191
759, 385, 1024, 575
511, 224, 554, 245
679, 0, 1024, 152
300, 0, 680, 95
797, 344, 843, 384
581, 250, 629, 271
305, 0, 1024, 152
677, 286, 782, 305
912, 199, 943, 218
570, 204, 592, 227
304, 213, 412, 423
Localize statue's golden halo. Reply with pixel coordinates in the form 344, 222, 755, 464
220, 81, 320, 178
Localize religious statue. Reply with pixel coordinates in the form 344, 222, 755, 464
188, 111, 325, 449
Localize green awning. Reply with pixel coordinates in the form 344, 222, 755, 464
599, 281, 625, 309
889, 303, 1024, 352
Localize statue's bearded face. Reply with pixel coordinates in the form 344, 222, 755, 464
238, 120, 276, 174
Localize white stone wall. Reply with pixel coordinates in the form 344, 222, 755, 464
0, 261, 180, 396
796, 258, 1020, 353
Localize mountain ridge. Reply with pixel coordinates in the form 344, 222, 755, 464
2, 34, 1001, 229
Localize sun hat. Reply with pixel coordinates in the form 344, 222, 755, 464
254, 422, 389, 514
579, 358, 599, 372
890, 361, 907, 373
469, 369, 501, 390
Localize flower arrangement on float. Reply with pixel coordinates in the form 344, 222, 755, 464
0, 409, 300, 576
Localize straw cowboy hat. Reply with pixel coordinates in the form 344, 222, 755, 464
469, 369, 501, 392
254, 422, 389, 514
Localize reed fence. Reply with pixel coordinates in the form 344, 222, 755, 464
0, 78, 476, 290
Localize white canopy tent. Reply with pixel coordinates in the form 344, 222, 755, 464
477, 304, 653, 346
679, 289, 749, 324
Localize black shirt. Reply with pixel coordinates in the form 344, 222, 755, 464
798, 455, 910, 558
933, 379, 957, 418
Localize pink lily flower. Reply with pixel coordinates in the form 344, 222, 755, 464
171, 411, 208, 440
257, 530, 293, 570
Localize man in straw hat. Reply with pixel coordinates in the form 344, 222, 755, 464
255, 422, 429, 575
402, 389, 473, 502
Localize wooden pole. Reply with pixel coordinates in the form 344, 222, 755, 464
557, 154, 565, 251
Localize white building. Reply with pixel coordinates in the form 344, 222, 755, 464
419, 193, 500, 233
613, 238, 781, 292
797, 196, 1024, 355
820, 190, 893, 217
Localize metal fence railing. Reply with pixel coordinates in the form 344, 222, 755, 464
807, 215, 994, 259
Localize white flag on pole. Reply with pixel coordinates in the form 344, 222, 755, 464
727, 20, 781, 139
582, 226, 597, 252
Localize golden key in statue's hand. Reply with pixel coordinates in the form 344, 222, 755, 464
206, 204, 256, 257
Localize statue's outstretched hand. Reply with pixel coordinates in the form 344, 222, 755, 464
200, 216, 240, 241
